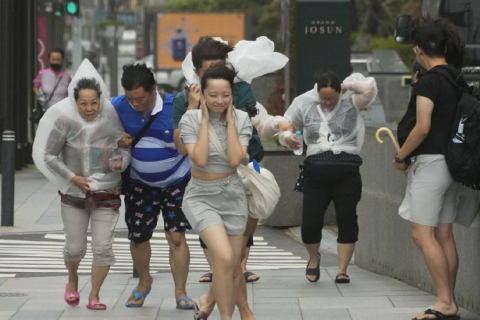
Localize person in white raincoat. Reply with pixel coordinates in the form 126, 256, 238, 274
32, 59, 130, 310
280, 71, 377, 285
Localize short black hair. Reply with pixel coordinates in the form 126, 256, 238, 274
121, 63, 156, 92
74, 78, 102, 101
201, 62, 237, 93
315, 71, 341, 93
192, 36, 234, 70
48, 48, 65, 59
410, 16, 465, 67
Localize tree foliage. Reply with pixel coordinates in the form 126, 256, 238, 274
354, 0, 420, 37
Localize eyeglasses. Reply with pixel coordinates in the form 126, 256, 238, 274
320, 97, 337, 104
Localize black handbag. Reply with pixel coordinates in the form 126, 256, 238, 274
121, 113, 158, 195
30, 76, 63, 123
30, 100, 46, 123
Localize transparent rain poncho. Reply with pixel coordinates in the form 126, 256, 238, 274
282, 73, 378, 156
182, 36, 289, 138
32, 59, 128, 197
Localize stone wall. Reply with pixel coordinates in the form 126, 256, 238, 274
356, 125, 480, 315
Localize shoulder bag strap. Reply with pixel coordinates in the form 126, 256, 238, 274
131, 113, 158, 149
44, 76, 63, 106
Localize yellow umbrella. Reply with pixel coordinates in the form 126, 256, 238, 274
375, 127, 400, 151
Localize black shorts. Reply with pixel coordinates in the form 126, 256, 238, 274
125, 178, 192, 243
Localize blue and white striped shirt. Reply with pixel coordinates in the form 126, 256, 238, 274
112, 92, 190, 188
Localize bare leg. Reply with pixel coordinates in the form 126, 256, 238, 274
337, 243, 354, 274
241, 247, 250, 272
199, 247, 214, 282
304, 243, 321, 282
65, 260, 80, 297
435, 223, 458, 306
165, 231, 195, 308
89, 265, 110, 302
411, 223, 458, 319
200, 225, 241, 320
241, 218, 259, 282
127, 241, 153, 306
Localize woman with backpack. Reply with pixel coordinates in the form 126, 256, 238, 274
394, 17, 465, 320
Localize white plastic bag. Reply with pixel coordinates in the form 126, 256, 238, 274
182, 36, 288, 85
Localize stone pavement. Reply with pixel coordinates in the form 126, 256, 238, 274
0, 166, 479, 320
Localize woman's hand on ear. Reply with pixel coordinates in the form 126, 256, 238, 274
225, 102, 235, 125
200, 94, 209, 122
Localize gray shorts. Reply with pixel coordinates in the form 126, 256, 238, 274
182, 172, 248, 235
399, 155, 459, 227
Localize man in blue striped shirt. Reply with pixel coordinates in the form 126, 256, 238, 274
112, 63, 195, 309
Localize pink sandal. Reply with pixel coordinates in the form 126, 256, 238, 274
64, 284, 80, 307
86, 300, 107, 310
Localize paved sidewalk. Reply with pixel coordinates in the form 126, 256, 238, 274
0, 167, 479, 320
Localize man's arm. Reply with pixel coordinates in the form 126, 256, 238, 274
174, 129, 188, 155
173, 87, 200, 156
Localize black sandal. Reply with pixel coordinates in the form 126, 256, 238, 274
335, 273, 350, 283
305, 253, 321, 282
193, 303, 209, 320
412, 308, 460, 320
198, 272, 212, 283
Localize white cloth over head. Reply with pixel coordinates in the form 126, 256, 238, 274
32, 59, 128, 197
182, 36, 289, 85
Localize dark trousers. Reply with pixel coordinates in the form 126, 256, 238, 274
301, 163, 362, 244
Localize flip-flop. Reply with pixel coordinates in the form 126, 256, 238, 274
412, 308, 461, 320
335, 273, 350, 283
306, 253, 321, 282
244, 271, 260, 283
193, 303, 209, 320
86, 300, 107, 310
198, 272, 212, 283
64, 284, 80, 307
176, 296, 195, 310
125, 286, 152, 308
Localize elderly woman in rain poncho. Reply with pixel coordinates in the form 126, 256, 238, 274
32, 59, 130, 311
280, 71, 377, 285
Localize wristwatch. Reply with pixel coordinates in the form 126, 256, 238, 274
394, 154, 405, 164
394, 154, 411, 166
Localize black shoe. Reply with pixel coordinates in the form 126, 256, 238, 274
305, 253, 321, 282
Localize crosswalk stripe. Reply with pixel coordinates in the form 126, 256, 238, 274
0, 233, 307, 277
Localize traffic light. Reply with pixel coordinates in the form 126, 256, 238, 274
53, 3, 63, 17
65, 0, 80, 16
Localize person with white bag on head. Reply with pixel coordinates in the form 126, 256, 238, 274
179, 63, 253, 320
173, 36, 292, 318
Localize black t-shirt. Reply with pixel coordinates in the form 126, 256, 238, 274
397, 65, 460, 157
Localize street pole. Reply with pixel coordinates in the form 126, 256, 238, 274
110, 26, 118, 97
284, 0, 291, 111
72, 16, 82, 73
1, 131, 15, 227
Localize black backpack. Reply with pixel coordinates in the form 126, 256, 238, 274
431, 68, 480, 186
